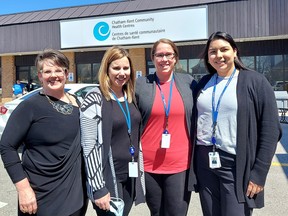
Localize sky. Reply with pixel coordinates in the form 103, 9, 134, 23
0, 0, 121, 15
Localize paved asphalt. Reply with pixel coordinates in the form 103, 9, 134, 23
0, 123, 287, 216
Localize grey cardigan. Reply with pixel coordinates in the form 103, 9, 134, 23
190, 70, 282, 208
135, 72, 198, 190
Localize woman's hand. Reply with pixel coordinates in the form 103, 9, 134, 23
15, 178, 37, 214
95, 193, 111, 211
246, 181, 264, 198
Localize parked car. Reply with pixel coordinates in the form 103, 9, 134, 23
0, 83, 98, 139
273, 81, 288, 91
20, 81, 41, 93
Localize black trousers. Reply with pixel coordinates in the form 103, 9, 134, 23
93, 174, 135, 216
195, 145, 252, 216
145, 170, 191, 216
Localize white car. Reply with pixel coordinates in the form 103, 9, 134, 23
0, 83, 98, 139
273, 81, 288, 91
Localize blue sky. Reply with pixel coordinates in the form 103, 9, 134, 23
0, 0, 120, 15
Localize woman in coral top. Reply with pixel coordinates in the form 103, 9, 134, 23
136, 38, 197, 216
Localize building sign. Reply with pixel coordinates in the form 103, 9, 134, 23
60, 6, 207, 48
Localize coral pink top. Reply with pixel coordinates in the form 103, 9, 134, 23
141, 81, 191, 174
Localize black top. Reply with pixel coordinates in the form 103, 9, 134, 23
0, 93, 86, 216
111, 100, 141, 175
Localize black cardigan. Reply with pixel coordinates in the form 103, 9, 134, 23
188, 70, 282, 208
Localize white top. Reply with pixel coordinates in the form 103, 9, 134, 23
196, 72, 239, 155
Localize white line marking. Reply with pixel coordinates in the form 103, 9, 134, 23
0, 201, 8, 208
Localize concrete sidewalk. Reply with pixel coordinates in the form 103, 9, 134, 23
97, 124, 288, 215
0, 123, 287, 215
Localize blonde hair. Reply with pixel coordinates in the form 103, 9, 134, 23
98, 46, 135, 103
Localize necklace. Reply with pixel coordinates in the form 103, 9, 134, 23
44, 93, 73, 115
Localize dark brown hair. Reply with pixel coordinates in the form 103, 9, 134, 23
202, 31, 249, 74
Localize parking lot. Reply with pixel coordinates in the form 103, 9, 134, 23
0, 123, 287, 216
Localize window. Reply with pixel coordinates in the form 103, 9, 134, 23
77, 64, 91, 83
16, 66, 39, 86
241, 56, 255, 70
77, 63, 100, 83
92, 63, 101, 83
175, 60, 188, 73
255, 55, 283, 87
189, 59, 207, 82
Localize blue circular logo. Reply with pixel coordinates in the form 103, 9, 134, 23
93, 22, 110, 41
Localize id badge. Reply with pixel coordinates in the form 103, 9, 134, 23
161, 133, 171, 148
128, 162, 138, 177
208, 152, 221, 169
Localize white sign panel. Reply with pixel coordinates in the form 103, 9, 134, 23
136, 71, 142, 78
60, 6, 207, 48
68, 72, 74, 82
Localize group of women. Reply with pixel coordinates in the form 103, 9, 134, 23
0, 31, 281, 216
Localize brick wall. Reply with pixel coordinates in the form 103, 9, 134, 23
129, 48, 146, 77
63, 51, 76, 83
1, 56, 15, 103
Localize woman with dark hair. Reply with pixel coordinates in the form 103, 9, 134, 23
202, 32, 249, 74
191, 31, 281, 216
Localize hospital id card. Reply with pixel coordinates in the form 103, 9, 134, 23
161, 133, 171, 148
208, 151, 221, 169
128, 162, 138, 177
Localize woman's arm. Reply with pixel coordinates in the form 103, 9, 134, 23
249, 76, 282, 187
0, 100, 33, 183
0, 99, 37, 213
80, 89, 109, 201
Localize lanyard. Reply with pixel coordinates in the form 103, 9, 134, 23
111, 91, 135, 160
156, 74, 174, 131
211, 68, 236, 146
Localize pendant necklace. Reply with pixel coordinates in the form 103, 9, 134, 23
44, 93, 73, 115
